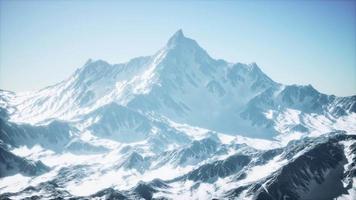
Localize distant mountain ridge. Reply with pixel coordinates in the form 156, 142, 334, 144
0, 30, 355, 200
1, 30, 355, 139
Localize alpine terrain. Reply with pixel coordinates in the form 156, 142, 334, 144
0, 30, 355, 200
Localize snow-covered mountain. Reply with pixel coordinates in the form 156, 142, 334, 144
0, 145, 49, 178
0, 30, 355, 199
2, 30, 355, 138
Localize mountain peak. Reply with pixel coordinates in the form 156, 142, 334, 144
167, 29, 188, 47
75, 59, 112, 81
172, 29, 184, 39
164, 29, 210, 60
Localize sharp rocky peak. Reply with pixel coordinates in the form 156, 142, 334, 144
165, 29, 203, 51
166, 29, 185, 46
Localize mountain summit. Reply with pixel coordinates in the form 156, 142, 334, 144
167, 29, 185, 45
0, 30, 355, 200
1, 30, 355, 138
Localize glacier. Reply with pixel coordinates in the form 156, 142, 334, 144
0, 30, 355, 200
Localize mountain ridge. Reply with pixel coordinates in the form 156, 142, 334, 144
0, 30, 355, 200
1, 30, 355, 139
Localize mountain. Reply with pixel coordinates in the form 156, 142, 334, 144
2, 30, 355, 139
228, 133, 356, 200
0, 145, 49, 178
0, 108, 73, 152
0, 30, 355, 200
1, 132, 354, 200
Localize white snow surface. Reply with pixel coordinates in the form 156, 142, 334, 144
1, 30, 355, 199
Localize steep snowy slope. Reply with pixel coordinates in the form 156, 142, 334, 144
0, 109, 73, 152
126, 30, 279, 137
232, 133, 356, 200
0, 145, 49, 178
242, 84, 356, 140
2, 30, 355, 140
3, 56, 152, 124
0, 30, 355, 200
1, 132, 354, 200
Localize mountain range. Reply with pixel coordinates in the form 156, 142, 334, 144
0, 30, 355, 200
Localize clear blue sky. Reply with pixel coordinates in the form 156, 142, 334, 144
0, 0, 355, 96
